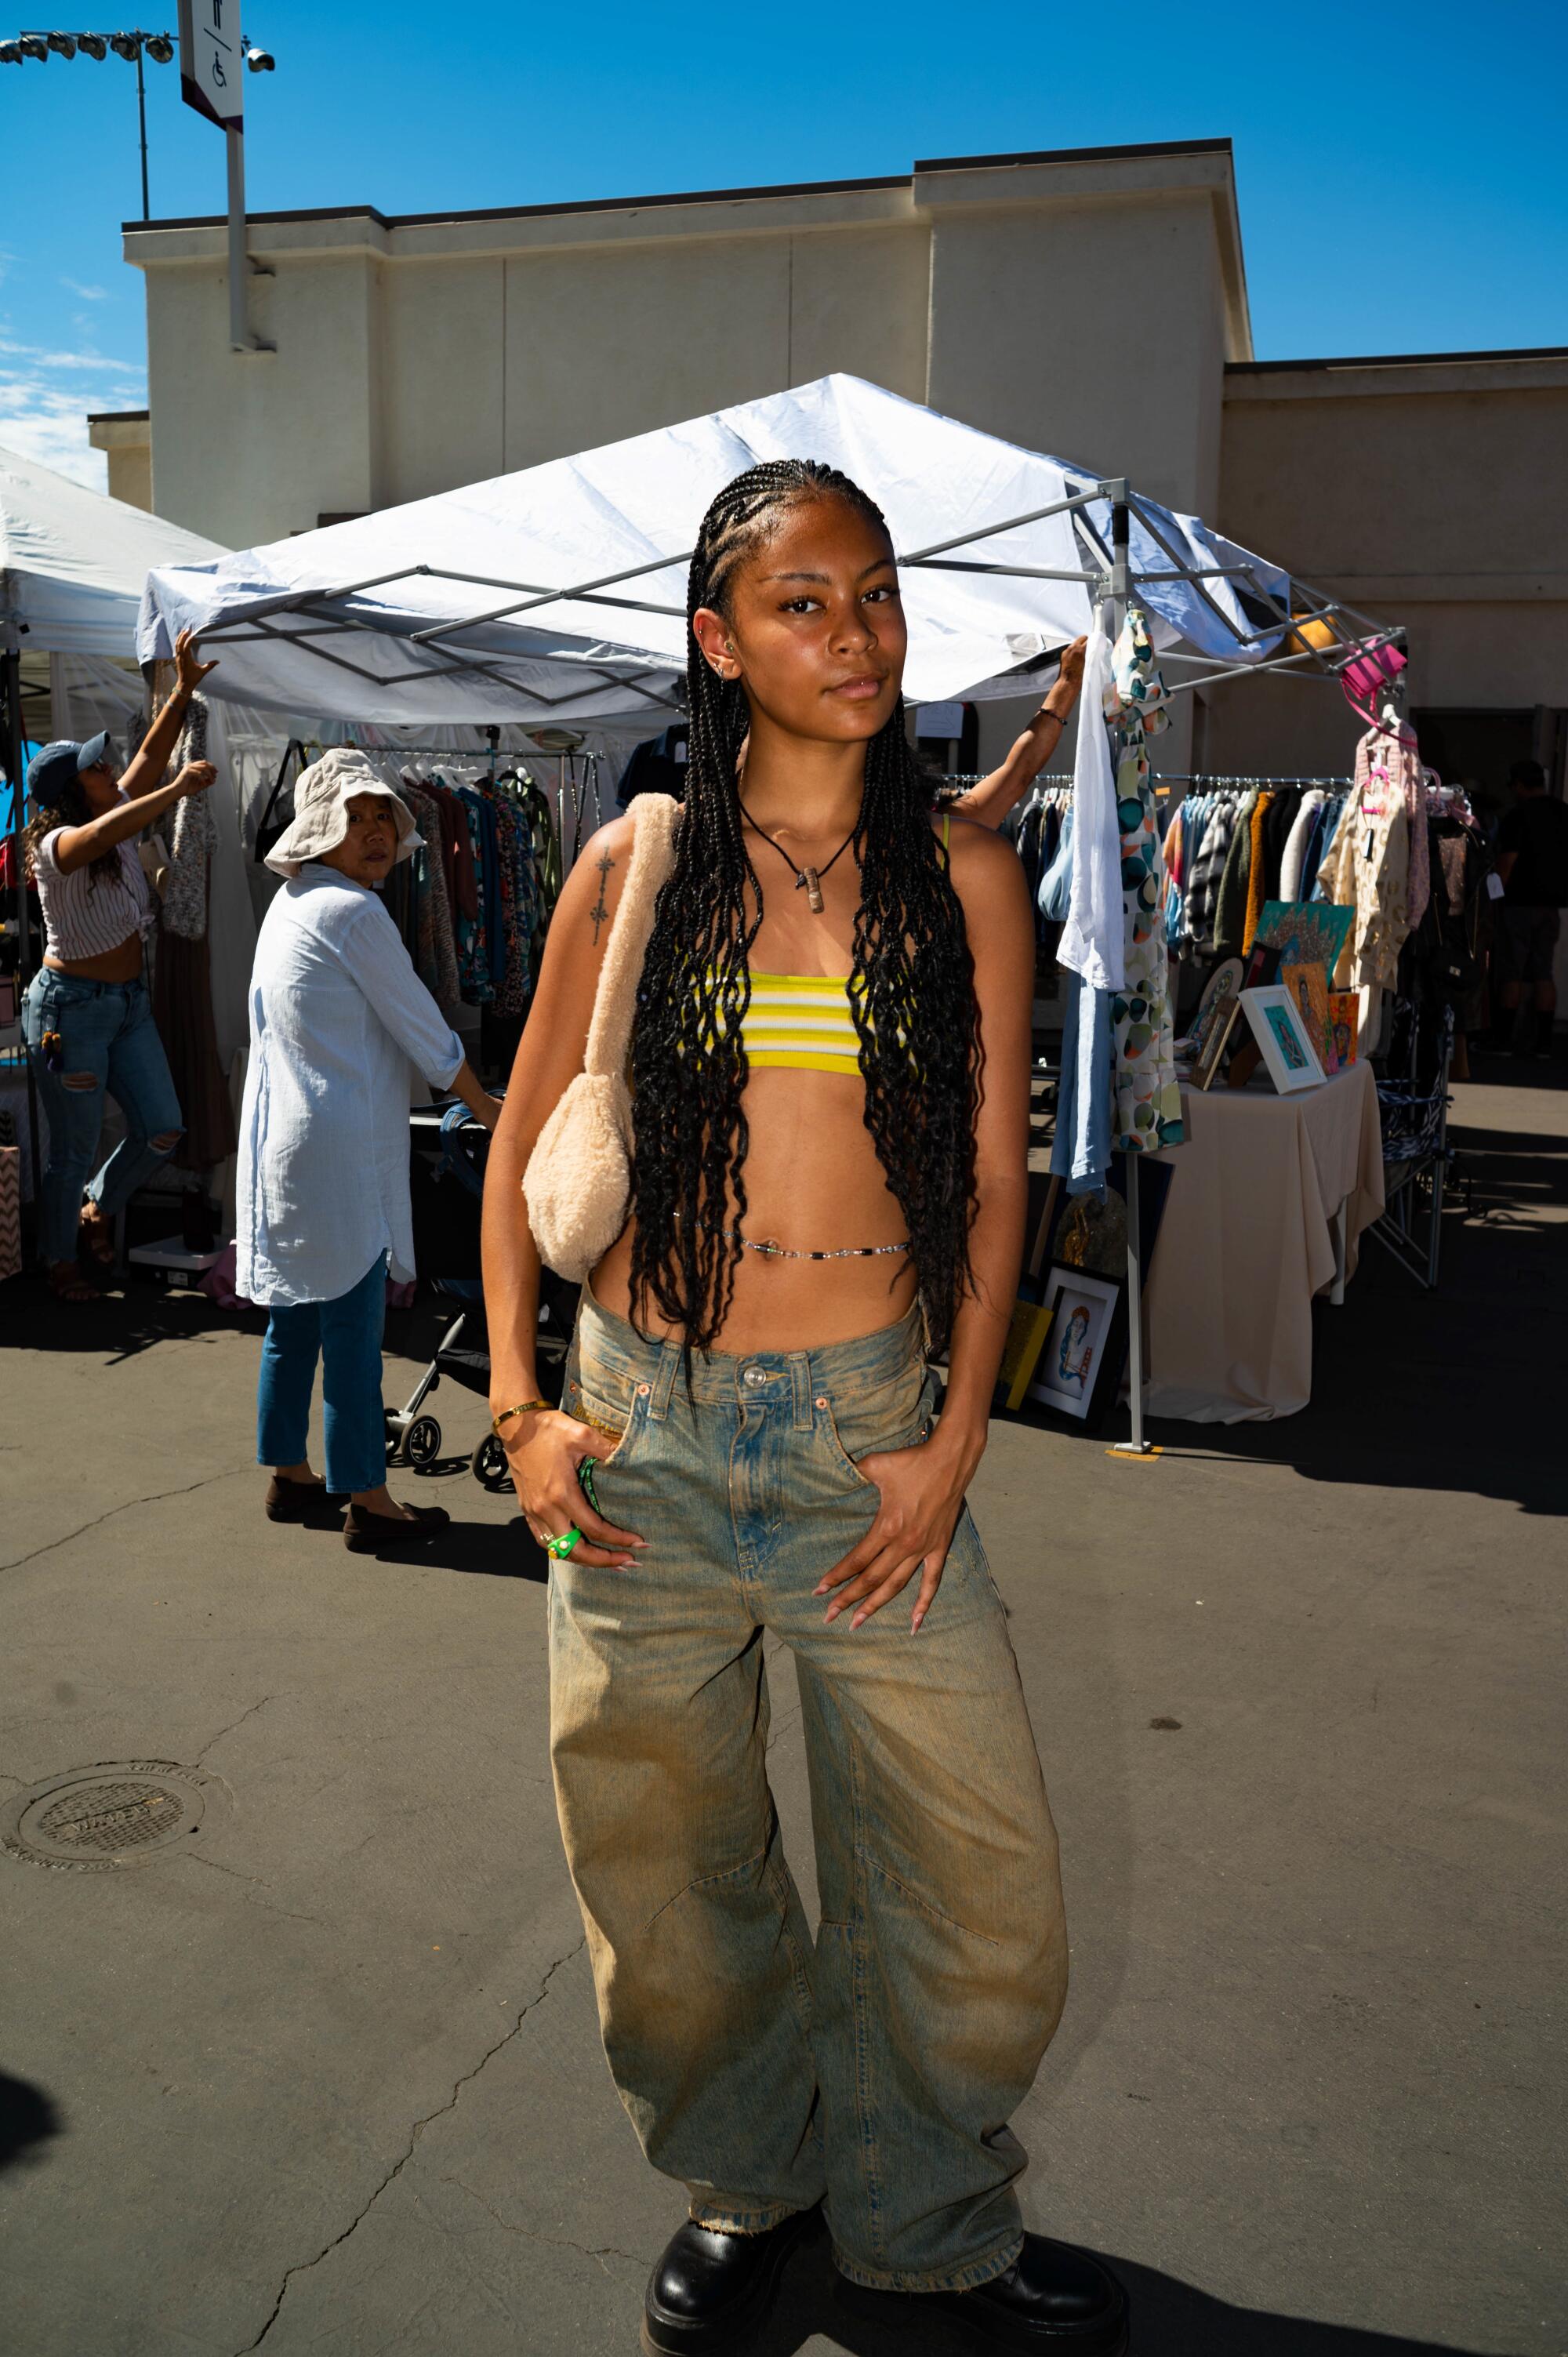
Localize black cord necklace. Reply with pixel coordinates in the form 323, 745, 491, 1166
739, 795, 858, 914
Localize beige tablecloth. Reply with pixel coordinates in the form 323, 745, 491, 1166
1144, 1060, 1385, 1422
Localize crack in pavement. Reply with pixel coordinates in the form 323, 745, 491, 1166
198, 1695, 275, 1764
180, 1850, 333, 1933
231, 1935, 589, 2352
0, 1465, 253, 1574
440, 2171, 650, 2277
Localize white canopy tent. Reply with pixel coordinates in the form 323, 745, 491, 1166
0, 447, 256, 1065
136, 374, 1384, 730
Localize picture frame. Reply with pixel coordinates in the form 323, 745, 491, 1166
1281, 960, 1337, 1075
1192, 990, 1243, 1090
1328, 991, 1359, 1067
1181, 956, 1243, 1063
1027, 1266, 1127, 1430
1254, 899, 1353, 979
1240, 983, 1327, 1094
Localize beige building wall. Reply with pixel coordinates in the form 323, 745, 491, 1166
121, 141, 1248, 553
1210, 352, 1568, 786
86, 410, 152, 510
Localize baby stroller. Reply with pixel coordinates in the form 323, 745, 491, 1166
387, 1101, 579, 1490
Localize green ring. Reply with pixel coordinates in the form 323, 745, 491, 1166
545, 1527, 583, 1561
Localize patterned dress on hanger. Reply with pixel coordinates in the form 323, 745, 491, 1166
1105, 608, 1185, 1155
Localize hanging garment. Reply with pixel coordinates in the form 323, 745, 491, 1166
1318, 770, 1411, 993
1049, 971, 1113, 1197
1213, 790, 1258, 960
152, 916, 238, 1170
1240, 790, 1276, 955
1058, 610, 1123, 994
161, 694, 218, 942
400, 784, 461, 1014
1104, 609, 1183, 1157
1279, 790, 1324, 903
1353, 727, 1429, 935
454, 786, 495, 1004
1185, 796, 1240, 956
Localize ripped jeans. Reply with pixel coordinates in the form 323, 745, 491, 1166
22, 970, 183, 1265
549, 1288, 1069, 2294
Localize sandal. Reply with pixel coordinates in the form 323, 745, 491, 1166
49, 1262, 97, 1304
77, 1204, 115, 1268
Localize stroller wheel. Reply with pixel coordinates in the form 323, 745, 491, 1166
471, 1433, 511, 1492
404, 1415, 442, 1469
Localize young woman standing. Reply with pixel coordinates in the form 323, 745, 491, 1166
481, 463, 1124, 2355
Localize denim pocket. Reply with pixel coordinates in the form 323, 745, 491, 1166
819, 1364, 936, 1489
563, 1355, 648, 1470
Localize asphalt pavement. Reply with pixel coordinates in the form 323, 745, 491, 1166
2, 1055, 1564, 2357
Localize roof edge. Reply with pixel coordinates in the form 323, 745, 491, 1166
1228, 345, 1568, 372
121, 137, 1240, 238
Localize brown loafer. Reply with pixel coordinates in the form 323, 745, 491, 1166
343, 1502, 451, 1554
264, 1475, 348, 1524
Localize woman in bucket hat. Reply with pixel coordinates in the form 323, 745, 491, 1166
238, 748, 501, 1550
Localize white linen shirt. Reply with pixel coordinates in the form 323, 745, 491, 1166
237, 865, 465, 1307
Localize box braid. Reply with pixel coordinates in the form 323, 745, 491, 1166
628, 459, 982, 1356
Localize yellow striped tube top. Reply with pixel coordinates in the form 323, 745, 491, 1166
742, 971, 862, 1075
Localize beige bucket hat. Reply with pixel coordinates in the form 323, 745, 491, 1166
264, 746, 424, 878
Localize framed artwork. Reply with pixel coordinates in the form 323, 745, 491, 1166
1192, 990, 1243, 1090
1240, 984, 1327, 1094
996, 1300, 1054, 1411
1181, 956, 1242, 1062
1255, 900, 1353, 979
1281, 961, 1336, 1075
1028, 1266, 1127, 1429
1329, 991, 1359, 1067
1242, 940, 1281, 993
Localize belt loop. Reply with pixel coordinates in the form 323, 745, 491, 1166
789, 1353, 812, 1432
649, 1335, 681, 1423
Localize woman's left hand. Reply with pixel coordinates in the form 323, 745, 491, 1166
174, 626, 219, 691
814, 1434, 972, 1633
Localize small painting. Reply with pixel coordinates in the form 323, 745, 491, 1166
1028, 1266, 1126, 1428
1255, 900, 1353, 981
1240, 983, 1327, 1095
1183, 956, 1243, 1062
1329, 991, 1359, 1067
1282, 961, 1336, 1075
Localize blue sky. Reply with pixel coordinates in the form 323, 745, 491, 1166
2, 0, 1563, 488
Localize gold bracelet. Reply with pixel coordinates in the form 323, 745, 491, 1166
492, 1398, 550, 1436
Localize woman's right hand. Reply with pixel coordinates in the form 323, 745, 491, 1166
174, 761, 216, 800
503, 1407, 647, 1568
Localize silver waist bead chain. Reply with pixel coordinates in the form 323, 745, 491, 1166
720, 1226, 913, 1263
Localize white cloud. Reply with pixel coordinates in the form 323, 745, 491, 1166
62, 278, 110, 301
0, 325, 144, 492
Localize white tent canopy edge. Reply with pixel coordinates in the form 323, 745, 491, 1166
136, 376, 1387, 730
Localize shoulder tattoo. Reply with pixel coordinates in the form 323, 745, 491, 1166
589, 848, 615, 945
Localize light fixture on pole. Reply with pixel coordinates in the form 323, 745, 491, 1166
4, 30, 177, 216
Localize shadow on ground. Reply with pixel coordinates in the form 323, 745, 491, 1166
748, 2227, 1496, 2356
0, 2072, 62, 2177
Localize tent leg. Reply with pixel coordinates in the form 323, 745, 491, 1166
1112, 1153, 1153, 1455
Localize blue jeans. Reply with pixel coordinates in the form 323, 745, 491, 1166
550, 1290, 1069, 2293
22, 969, 184, 1266
256, 1254, 388, 1494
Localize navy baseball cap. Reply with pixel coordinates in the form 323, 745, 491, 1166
25, 732, 115, 809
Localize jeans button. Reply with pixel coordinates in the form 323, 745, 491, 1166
742, 1367, 768, 1389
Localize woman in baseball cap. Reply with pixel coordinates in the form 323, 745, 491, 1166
20, 628, 216, 1300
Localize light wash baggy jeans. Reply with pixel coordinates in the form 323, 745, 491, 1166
549, 1288, 1069, 2294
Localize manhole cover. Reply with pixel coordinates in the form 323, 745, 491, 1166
1, 1762, 224, 1872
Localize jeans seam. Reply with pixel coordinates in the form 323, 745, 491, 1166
845, 1723, 885, 2263
641, 1840, 769, 1934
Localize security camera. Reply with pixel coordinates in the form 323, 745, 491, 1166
245, 45, 275, 70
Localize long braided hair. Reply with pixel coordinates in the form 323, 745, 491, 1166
628, 459, 982, 1355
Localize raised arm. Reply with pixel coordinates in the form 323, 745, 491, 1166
51, 763, 214, 874
122, 628, 220, 801
949, 636, 1086, 832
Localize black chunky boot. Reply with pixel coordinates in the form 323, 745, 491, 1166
641, 2205, 818, 2354
836, 2232, 1129, 2352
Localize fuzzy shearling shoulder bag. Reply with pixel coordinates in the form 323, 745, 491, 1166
524, 793, 681, 1280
